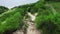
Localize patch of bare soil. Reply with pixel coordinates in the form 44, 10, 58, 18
26, 12, 41, 34
26, 20, 41, 34
12, 30, 24, 34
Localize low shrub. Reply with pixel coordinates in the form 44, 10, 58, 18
34, 8, 60, 34
0, 8, 24, 34
0, 6, 9, 14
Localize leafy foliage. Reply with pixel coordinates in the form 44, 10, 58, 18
0, 8, 24, 34
34, 2, 60, 34
0, 0, 60, 34
0, 6, 9, 14
27, 0, 45, 14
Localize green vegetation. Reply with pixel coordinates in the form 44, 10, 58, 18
0, 8, 24, 34
48, 1, 60, 13
0, 0, 60, 34
35, 0, 60, 34
0, 6, 9, 14
35, 8, 57, 34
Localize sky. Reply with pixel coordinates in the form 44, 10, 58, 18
0, 0, 38, 9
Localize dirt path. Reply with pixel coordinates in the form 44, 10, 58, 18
12, 12, 41, 34
12, 30, 24, 34
26, 12, 41, 34
26, 20, 41, 34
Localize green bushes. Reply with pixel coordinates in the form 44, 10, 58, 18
27, 0, 45, 14
0, 8, 24, 34
0, 6, 9, 14
0, 0, 60, 34
34, 6, 60, 34
35, 14, 57, 34
34, 0, 60, 34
